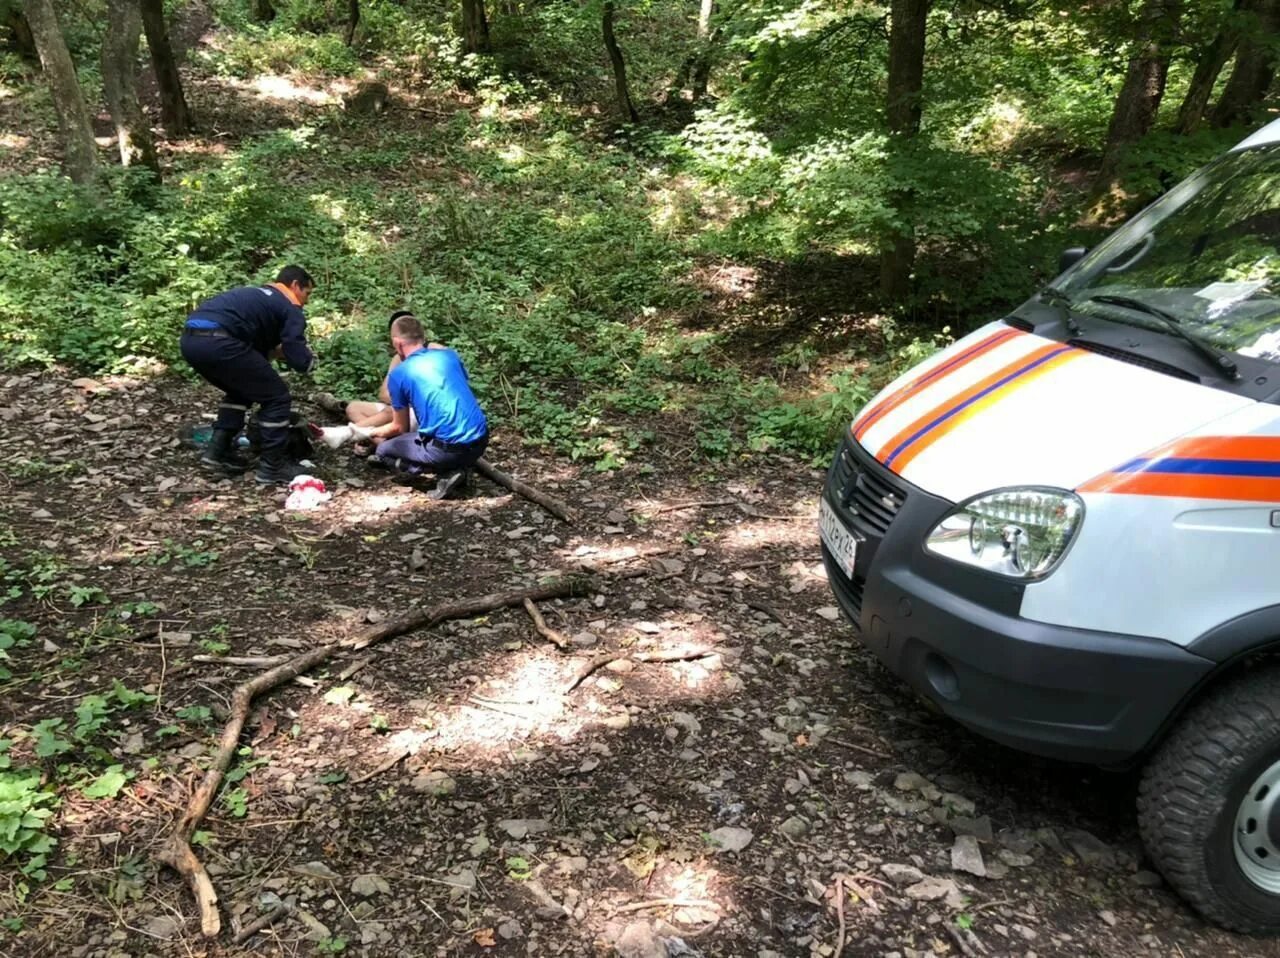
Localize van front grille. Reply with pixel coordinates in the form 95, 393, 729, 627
832, 442, 907, 539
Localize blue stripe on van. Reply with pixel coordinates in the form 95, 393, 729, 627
1116, 457, 1280, 478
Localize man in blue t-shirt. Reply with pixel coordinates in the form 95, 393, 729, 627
366, 312, 488, 500
179, 265, 316, 485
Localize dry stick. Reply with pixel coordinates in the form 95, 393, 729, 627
615, 897, 721, 914
156, 576, 589, 938
827, 737, 890, 760
563, 647, 715, 694
945, 923, 978, 958
523, 598, 569, 650
192, 654, 291, 667
833, 874, 848, 958
350, 749, 410, 785
232, 902, 294, 945
643, 498, 737, 516
474, 457, 573, 523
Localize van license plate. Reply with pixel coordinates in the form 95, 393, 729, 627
819, 499, 859, 580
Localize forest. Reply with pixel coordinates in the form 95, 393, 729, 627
3, 0, 1280, 955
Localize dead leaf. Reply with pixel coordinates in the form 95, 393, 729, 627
473, 928, 496, 947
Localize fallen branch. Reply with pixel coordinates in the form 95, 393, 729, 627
945, 923, 980, 958
523, 598, 569, 650
350, 748, 410, 785
564, 647, 716, 694
642, 498, 736, 516
157, 576, 590, 938
475, 457, 573, 523
232, 902, 294, 945
615, 897, 721, 914
827, 737, 890, 760
192, 654, 291, 667
833, 874, 848, 958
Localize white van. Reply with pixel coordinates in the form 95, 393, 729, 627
820, 119, 1280, 933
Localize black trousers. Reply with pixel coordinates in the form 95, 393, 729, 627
180, 333, 292, 452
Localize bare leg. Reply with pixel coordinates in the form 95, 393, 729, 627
346, 402, 393, 428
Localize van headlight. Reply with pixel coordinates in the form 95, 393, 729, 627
925, 488, 1083, 580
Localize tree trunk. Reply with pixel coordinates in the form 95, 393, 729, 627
139, 0, 191, 135
690, 0, 715, 100
249, 0, 274, 22
101, 0, 158, 173
1212, 0, 1280, 127
1176, 0, 1246, 134
1092, 0, 1182, 197
879, 0, 928, 304
461, 0, 489, 55
343, 0, 359, 46
23, 0, 97, 183
602, 0, 639, 122
5, 8, 37, 61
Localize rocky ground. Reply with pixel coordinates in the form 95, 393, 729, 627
1, 368, 1278, 958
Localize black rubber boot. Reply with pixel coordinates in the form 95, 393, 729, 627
428, 470, 467, 500
256, 448, 308, 485
200, 428, 249, 475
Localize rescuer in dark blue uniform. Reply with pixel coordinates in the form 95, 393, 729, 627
179, 266, 317, 485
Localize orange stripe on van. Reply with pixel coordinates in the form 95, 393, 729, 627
1078, 472, 1280, 502
874, 341, 1076, 470
852, 327, 1021, 441
888, 347, 1083, 472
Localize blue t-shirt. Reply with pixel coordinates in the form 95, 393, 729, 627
387, 347, 487, 445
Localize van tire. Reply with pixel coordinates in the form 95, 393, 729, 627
1138, 667, 1280, 934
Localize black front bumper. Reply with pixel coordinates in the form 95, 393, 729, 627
822, 437, 1215, 766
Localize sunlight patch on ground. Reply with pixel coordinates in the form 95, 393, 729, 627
0, 132, 30, 149
238, 74, 339, 106
720, 516, 815, 552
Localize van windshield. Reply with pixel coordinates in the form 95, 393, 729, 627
1059, 143, 1280, 363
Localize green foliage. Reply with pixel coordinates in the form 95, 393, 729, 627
0, 619, 35, 680
0, 768, 58, 877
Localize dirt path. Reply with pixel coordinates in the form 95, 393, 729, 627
0, 369, 1275, 958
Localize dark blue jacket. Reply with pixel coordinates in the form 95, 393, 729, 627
186, 285, 314, 373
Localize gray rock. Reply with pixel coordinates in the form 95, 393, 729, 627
951, 835, 986, 877
411, 770, 456, 796
905, 876, 960, 904
469, 834, 491, 857
997, 849, 1034, 868
950, 815, 994, 843
616, 921, 669, 958
143, 915, 182, 939
845, 770, 874, 791
706, 826, 753, 853
759, 729, 790, 747
1065, 829, 1115, 868
894, 772, 932, 792
880, 791, 929, 816
351, 874, 390, 897
498, 919, 523, 939
881, 863, 925, 885
775, 715, 807, 735
1132, 870, 1163, 888
778, 816, 810, 839
499, 818, 552, 839
940, 793, 976, 816
446, 867, 477, 901
293, 861, 340, 881
1099, 910, 1118, 927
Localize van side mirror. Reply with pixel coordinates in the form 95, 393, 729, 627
1058, 246, 1088, 274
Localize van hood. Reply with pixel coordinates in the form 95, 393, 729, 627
850, 323, 1256, 504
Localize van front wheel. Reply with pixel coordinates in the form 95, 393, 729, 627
1138, 668, 1280, 934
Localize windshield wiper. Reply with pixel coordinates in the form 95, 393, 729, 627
1080, 293, 1241, 381
1036, 286, 1082, 336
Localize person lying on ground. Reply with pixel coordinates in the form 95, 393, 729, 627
312, 311, 442, 444
363, 312, 488, 500
179, 265, 317, 485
